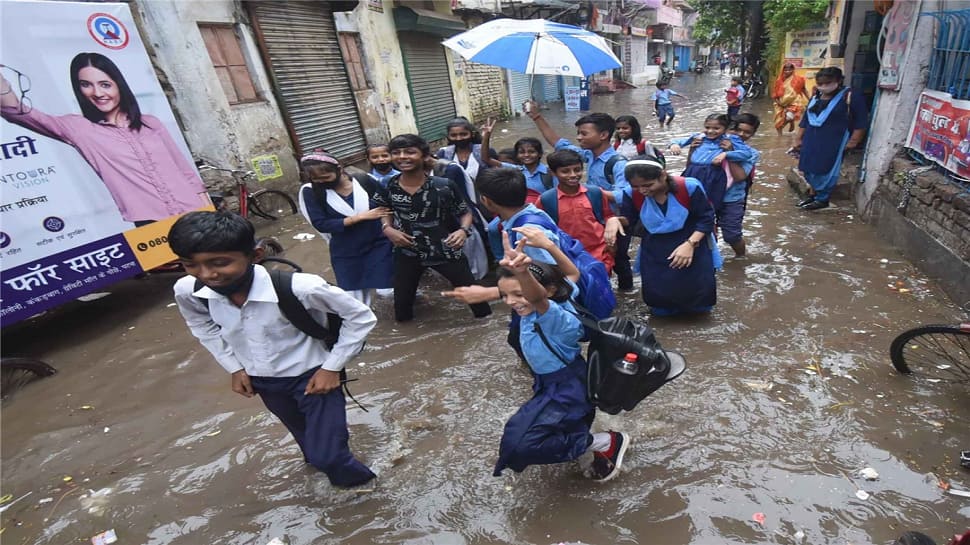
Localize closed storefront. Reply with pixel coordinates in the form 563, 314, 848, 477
250, 1, 366, 161
533, 75, 562, 103
508, 70, 532, 115
398, 32, 458, 141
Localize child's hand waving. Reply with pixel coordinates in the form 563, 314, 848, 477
510, 226, 555, 251
499, 230, 532, 273
480, 117, 496, 137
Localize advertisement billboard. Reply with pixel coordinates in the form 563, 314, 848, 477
1, 1, 210, 325
906, 90, 970, 179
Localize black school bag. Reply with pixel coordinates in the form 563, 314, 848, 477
193, 264, 370, 409
575, 308, 687, 414
193, 267, 341, 349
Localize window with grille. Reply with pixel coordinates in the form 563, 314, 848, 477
198, 24, 260, 105
925, 8, 970, 100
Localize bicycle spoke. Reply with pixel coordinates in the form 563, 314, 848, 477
902, 332, 970, 382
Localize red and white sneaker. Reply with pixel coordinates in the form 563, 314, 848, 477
589, 431, 630, 482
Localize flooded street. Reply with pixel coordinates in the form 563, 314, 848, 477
3, 72, 968, 545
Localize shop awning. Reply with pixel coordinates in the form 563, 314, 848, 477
393, 7, 466, 37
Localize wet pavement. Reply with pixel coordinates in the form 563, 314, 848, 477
3, 72, 969, 545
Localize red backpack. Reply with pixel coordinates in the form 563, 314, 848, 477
630, 175, 690, 212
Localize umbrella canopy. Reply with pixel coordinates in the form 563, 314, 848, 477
442, 18, 621, 77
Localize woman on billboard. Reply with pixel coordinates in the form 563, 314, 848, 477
0, 52, 208, 225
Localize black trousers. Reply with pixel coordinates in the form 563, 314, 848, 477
614, 232, 634, 290
394, 253, 492, 321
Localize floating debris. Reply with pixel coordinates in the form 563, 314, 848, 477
90, 529, 118, 545
859, 467, 879, 480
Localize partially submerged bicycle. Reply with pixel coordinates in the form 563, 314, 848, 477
890, 304, 970, 384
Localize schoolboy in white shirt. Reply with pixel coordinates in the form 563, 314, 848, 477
170, 211, 377, 487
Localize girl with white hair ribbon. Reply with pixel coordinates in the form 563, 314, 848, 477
607, 157, 721, 316
297, 150, 394, 306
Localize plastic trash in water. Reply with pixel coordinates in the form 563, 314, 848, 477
855, 489, 870, 500
752, 512, 766, 526
859, 467, 879, 480
91, 529, 117, 545
293, 233, 316, 241
265, 538, 288, 545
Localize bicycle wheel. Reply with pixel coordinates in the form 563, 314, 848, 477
249, 190, 297, 221
1, 357, 57, 398
889, 324, 970, 382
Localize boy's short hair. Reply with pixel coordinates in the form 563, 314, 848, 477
731, 76, 742, 84
574, 112, 616, 138
388, 134, 430, 156
366, 143, 389, 154
475, 167, 527, 207
656, 81, 668, 89
734, 112, 761, 130
546, 149, 584, 172
168, 211, 256, 258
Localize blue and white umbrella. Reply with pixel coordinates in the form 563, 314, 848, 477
442, 18, 620, 77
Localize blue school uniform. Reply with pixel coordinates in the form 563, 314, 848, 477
493, 292, 595, 476
670, 133, 753, 208
300, 185, 394, 291
798, 88, 869, 202
653, 88, 679, 120
621, 177, 718, 315
500, 161, 555, 201
554, 139, 629, 205
369, 167, 399, 187
722, 148, 761, 203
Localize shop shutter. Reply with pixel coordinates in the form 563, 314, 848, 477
250, 1, 366, 161
399, 32, 457, 141
508, 70, 532, 114
541, 75, 562, 102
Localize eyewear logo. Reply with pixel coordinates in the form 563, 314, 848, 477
87, 13, 130, 50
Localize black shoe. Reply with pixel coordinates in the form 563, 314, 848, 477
802, 200, 829, 210
796, 198, 815, 208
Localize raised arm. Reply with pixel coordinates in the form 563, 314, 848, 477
500, 230, 550, 314
524, 99, 562, 147
510, 226, 579, 284
479, 117, 503, 168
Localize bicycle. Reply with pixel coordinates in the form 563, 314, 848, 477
197, 161, 298, 223
1, 357, 57, 399
890, 306, 970, 383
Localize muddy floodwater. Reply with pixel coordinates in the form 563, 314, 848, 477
3, 73, 968, 545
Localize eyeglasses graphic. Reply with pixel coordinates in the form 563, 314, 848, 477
0, 65, 32, 115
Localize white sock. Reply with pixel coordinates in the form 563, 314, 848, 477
588, 432, 612, 454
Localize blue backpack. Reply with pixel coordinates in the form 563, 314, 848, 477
495, 212, 616, 320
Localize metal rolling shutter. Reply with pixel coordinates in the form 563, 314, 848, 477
541, 75, 562, 102
508, 70, 532, 113
399, 32, 456, 141
251, 1, 365, 160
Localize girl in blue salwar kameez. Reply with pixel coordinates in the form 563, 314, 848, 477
297, 151, 394, 306
618, 158, 720, 316
492, 229, 629, 482
667, 113, 754, 209
793, 67, 869, 211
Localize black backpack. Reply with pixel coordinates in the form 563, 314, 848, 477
192, 265, 369, 409
532, 304, 686, 415
579, 312, 685, 414
193, 268, 341, 349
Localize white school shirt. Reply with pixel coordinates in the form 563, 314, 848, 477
173, 265, 376, 376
